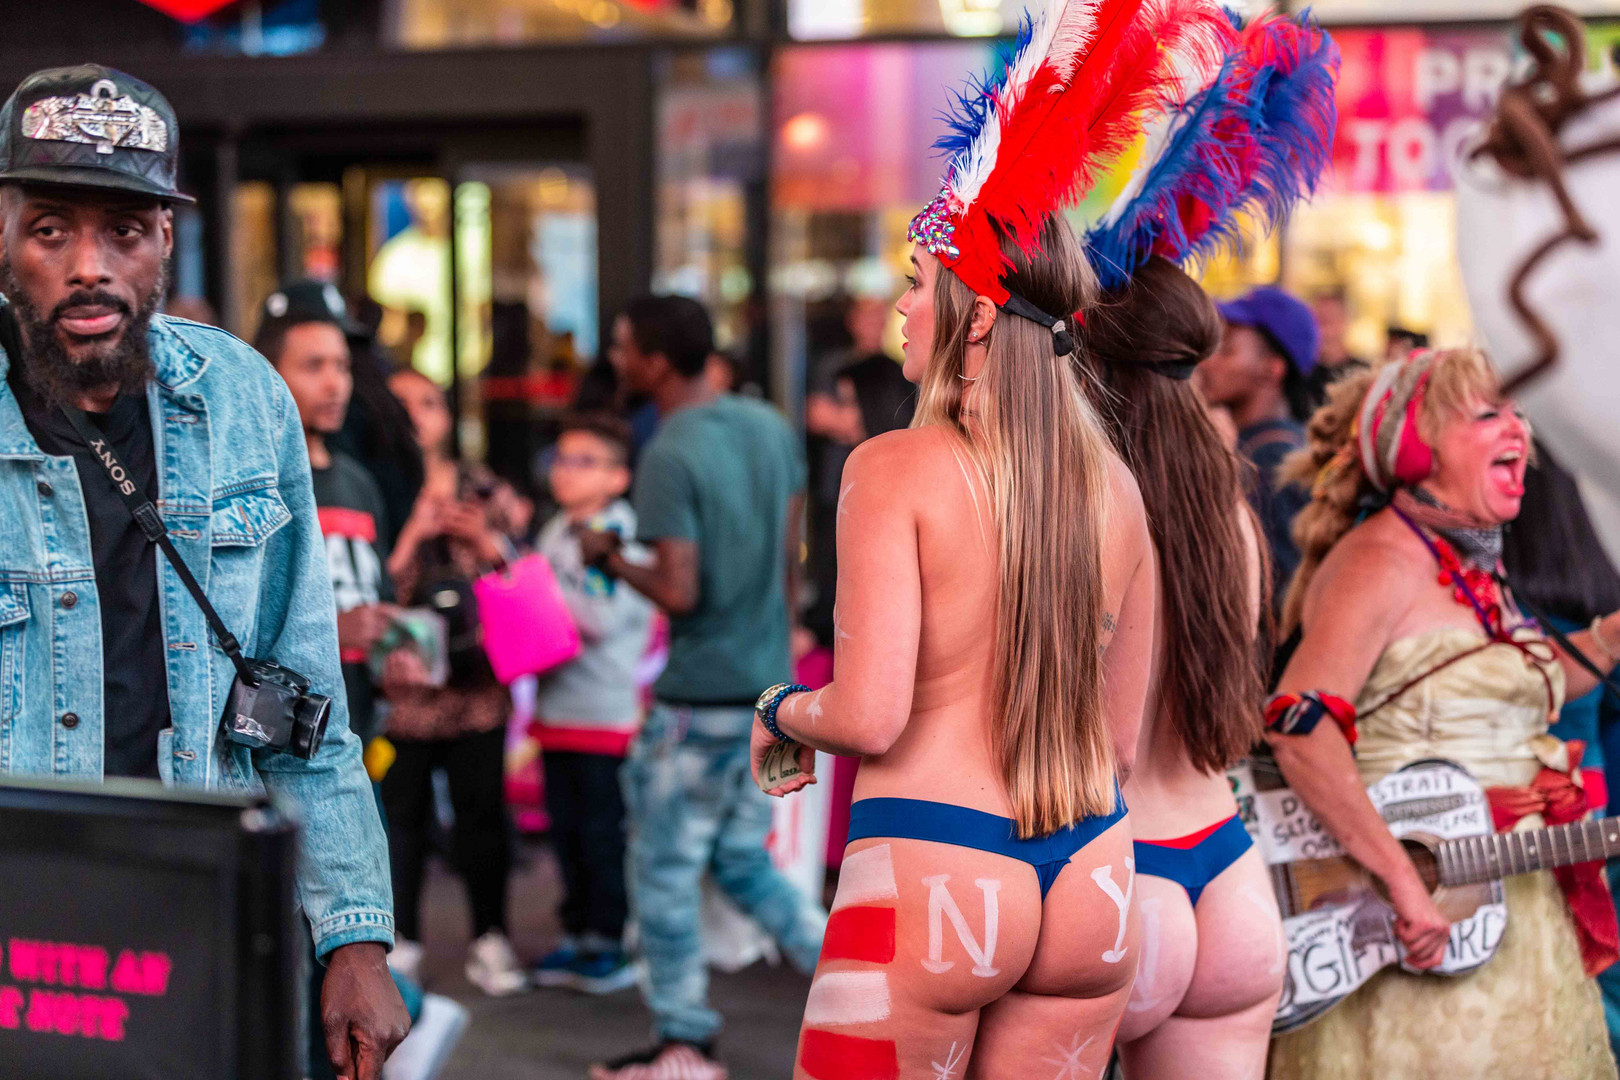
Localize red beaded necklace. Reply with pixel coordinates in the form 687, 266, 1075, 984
1429, 530, 1504, 638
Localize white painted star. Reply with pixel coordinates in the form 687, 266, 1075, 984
804, 687, 827, 726
931, 1041, 967, 1080
1042, 1033, 1095, 1080
837, 481, 856, 525
833, 602, 852, 646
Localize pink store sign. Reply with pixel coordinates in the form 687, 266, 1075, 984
1330, 27, 1513, 193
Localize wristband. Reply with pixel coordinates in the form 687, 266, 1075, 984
755, 683, 810, 742
1264, 690, 1358, 747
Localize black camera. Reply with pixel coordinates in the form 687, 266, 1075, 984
222, 658, 331, 760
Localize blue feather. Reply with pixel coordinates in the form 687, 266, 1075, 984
930, 12, 1036, 163
1084, 12, 1339, 290
1084, 58, 1251, 291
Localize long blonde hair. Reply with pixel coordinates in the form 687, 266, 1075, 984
1280, 347, 1503, 634
913, 215, 1116, 837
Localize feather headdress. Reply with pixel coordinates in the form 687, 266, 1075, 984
1085, 11, 1340, 293
908, 0, 1234, 349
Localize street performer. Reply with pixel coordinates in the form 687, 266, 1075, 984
1265, 347, 1618, 1078
0, 66, 407, 1078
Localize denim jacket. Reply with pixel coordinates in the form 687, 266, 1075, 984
0, 315, 393, 958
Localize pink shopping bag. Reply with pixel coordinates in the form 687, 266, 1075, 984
473, 554, 581, 685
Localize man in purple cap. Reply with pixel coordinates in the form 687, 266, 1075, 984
1196, 284, 1319, 608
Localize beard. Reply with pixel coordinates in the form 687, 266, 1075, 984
1, 255, 166, 410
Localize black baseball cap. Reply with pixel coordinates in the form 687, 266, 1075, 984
256, 280, 364, 341
0, 64, 194, 204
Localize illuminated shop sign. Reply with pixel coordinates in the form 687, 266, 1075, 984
1329, 28, 1511, 194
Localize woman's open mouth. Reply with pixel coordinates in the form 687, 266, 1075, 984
1489, 446, 1526, 498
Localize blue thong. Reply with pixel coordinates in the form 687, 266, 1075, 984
1132, 814, 1253, 906
845, 789, 1127, 899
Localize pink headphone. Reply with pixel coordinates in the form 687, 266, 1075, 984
1356, 352, 1435, 492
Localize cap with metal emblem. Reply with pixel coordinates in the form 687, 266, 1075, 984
0, 64, 193, 204
256, 279, 364, 341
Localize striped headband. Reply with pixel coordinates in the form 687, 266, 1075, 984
1356, 352, 1435, 492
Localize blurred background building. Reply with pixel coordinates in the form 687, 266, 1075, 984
4, 0, 1619, 484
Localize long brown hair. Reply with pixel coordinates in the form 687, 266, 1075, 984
912, 215, 1116, 837
1079, 257, 1270, 773
1280, 348, 1503, 634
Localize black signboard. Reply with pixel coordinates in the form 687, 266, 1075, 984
0, 777, 298, 1080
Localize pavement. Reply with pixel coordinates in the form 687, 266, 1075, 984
417, 838, 812, 1080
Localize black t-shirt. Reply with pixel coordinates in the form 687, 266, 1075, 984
311, 452, 392, 744
12, 374, 170, 779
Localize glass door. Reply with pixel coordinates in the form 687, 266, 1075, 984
355, 164, 597, 490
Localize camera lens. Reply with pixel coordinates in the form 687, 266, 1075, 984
291, 693, 332, 760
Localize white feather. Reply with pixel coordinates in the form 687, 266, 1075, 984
1045, 0, 1101, 87
951, 0, 1100, 210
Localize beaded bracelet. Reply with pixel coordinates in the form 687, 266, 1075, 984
755, 682, 811, 742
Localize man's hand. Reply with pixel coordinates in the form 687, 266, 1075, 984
574, 526, 623, 569
336, 604, 398, 656
321, 942, 410, 1080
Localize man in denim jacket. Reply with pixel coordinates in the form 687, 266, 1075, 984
0, 66, 407, 1078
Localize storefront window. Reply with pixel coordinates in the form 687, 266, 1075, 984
229, 181, 278, 337
655, 49, 765, 357
389, 0, 732, 48
1280, 25, 1512, 359
368, 178, 461, 385
289, 182, 344, 282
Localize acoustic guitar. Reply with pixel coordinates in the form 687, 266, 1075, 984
1228, 756, 1620, 1034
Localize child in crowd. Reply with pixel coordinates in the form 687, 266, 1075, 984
532, 414, 656, 994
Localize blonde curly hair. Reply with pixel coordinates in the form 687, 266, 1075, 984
1279, 348, 1504, 634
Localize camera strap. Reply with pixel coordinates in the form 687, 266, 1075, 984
60, 405, 259, 687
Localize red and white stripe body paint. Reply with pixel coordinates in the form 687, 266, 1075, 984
800, 843, 901, 1079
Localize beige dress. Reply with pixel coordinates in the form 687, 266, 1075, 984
1269, 627, 1617, 1080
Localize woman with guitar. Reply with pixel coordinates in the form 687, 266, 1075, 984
1265, 347, 1618, 1078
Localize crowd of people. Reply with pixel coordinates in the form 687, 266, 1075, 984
3, 3, 1620, 1079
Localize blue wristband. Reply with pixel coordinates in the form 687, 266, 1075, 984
756, 683, 811, 741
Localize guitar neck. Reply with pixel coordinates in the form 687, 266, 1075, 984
1439, 816, 1620, 886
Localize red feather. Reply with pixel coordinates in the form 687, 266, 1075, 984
946, 0, 1233, 302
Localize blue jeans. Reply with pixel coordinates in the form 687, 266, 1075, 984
622, 703, 826, 1045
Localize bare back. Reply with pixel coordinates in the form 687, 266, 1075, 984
849, 424, 1156, 814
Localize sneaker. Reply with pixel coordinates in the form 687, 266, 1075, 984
573, 950, 639, 996
463, 931, 528, 997
589, 1041, 727, 1080
380, 992, 469, 1080
531, 938, 582, 988
388, 938, 425, 984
